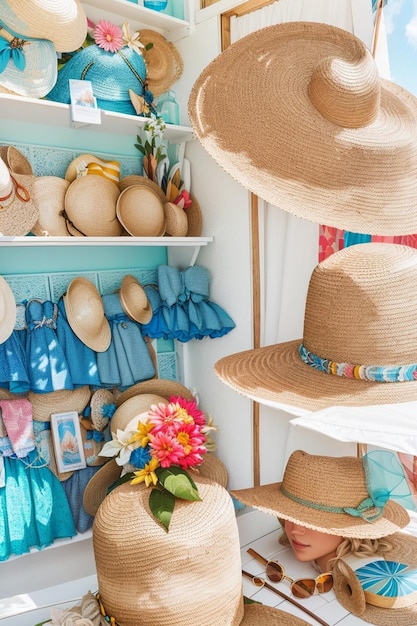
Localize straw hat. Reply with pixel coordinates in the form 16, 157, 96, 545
63, 277, 111, 352
333, 533, 417, 625
215, 243, 417, 414
139, 30, 184, 97
0, 276, 16, 343
164, 201, 188, 237
185, 194, 203, 237
110, 393, 167, 434
90, 388, 116, 432
64, 176, 122, 237
0, 0, 87, 52
65, 154, 121, 186
119, 274, 153, 324
0, 146, 32, 175
189, 21, 417, 236
115, 377, 194, 407
231, 450, 410, 540
32, 176, 71, 236
28, 386, 91, 423
0, 151, 38, 236
116, 183, 166, 237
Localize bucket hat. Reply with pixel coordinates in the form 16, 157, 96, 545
0, 150, 38, 235
119, 274, 152, 324
32, 176, 71, 236
116, 183, 166, 237
0, 276, 16, 343
64, 175, 122, 237
215, 243, 417, 414
139, 29, 183, 97
63, 277, 111, 352
231, 450, 410, 540
189, 21, 417, 236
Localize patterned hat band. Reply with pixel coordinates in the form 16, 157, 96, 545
298, 343, 417, 383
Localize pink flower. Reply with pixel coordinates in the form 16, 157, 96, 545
169, 396, 206, 427
174, 421, 206, 469
147, 401, 185, 434
149, 430, 184, 468
94, 20, 124, 53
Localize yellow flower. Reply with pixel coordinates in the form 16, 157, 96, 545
137, 419, 154, 447
131, 457, 160, 488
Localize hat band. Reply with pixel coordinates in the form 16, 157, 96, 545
298, 343, 417, 382
0, 23, 32, 72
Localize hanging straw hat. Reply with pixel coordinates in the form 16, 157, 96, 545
28, 386, 91, 423
0, 146, 32, 175
215, 243, 417, 414
63, 277, 111, 352
0, 276, 16, 343
32, 176, 71, 236
139, 30, 184, 97
64, 175, 122, 237
0, 0, 86, 98
164, 201, 188, 237
333, 533, 417, 625
0, 151, 38, 235
189, 21, 417, 236
119, 274, 153, 324
116, 183, 166, 237
231, 450, 410, 540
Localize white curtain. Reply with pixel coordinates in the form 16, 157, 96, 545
230, 0, 375, 483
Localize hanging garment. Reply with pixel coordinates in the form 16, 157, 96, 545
97, 293, 155, 390
0, 449, 76, 561
157, 265, 190, 340
0, 398, 35, 458
61, 465, 101, 533
25, 300, 73, 392
55, 297, 101, 388
140, 284, 170, 339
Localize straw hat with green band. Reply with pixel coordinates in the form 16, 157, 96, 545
189, 21, 417, 236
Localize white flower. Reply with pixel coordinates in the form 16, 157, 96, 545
100, 429, 140, 466
122, 21, 145, 55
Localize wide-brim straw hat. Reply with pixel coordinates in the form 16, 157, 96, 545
65, 154, 121, 186
116, 183, 166, 237
231, 450, 410, 540
64, 175, 122, 237
119, 274, 152, 324
0, 276, 16, 343
28, 386, 92, 422
0, 0, 87, 52
139, 30, 184, 97
0, 146, 33, 175
215, 243, 417, 414
189, 21, 417, 236
110, 393, 168, 434
0, 153, 38, 236
63, 277, 111, 352
32, 176, 71, 236
333, 533, 417, 625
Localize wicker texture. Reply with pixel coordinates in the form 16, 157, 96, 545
63, 277, 111, 352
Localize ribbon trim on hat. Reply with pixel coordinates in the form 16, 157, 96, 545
298, 343, 417, 382
0, 26, 28, 72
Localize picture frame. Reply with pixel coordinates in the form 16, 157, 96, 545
51, 411, 86, 473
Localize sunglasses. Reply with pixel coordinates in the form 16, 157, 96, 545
247, 548, 333, 598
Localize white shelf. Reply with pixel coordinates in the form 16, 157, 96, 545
0, 94, 194, 142
0, 236, 212, 247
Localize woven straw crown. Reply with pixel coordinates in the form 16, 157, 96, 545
188, 21, 417, 236
231, 450, 410, 539
215, 243, 417, 413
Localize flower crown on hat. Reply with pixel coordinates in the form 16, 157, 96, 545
100, 395, 218, 530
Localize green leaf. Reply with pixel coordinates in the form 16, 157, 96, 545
156, 466, 201, 501
149, 488, 175, 531
106, 471, 135, 495
135, 143, 146, 155
145, 43, 154, 51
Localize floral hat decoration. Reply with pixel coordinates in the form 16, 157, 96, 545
98, 394, 217, 530
46, 19, 155, 117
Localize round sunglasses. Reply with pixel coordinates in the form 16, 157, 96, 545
247, 548, 333, 599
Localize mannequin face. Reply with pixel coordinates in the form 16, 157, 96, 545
284, 520, 343, 572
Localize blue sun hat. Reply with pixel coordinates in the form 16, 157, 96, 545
46, 20, 155, 116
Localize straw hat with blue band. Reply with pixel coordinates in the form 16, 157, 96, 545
189, 21, 417, 236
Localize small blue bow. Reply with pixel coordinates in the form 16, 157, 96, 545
0, 37, 26, 73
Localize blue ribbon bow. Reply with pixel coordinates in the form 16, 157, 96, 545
0, 37, 26, 73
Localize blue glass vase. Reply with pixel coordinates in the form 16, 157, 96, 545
144, 0, 168, 11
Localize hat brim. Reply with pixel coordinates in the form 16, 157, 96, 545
116, 378, 194, 407
333, 532, 417, 625
0, 276, 16, 343
241, 602, 310, 625
139, 30, 183, 97
119, 275, 153, 324
230, 482, 409, 539
32, 176, 71, 237
0, 38, 57, 98
215, 340, 417, 415
188, 21, 417, 236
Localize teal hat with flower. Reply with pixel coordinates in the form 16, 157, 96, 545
46, 19, 155, 116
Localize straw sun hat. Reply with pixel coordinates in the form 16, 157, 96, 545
215, 242, 417, 415
139, 30, 184, 97
64, 176, 122, 237
0, 146, 38, 236
63, 277, 111, 352
119, 274, 152, 324
116, 180, 166, 237
189, 21, 417, 236
32, 176, 71, 237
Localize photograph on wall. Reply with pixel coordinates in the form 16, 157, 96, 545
51, 411, 86, 473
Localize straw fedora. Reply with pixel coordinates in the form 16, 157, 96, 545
32, 176, 71, 236
215, 242, 417, 414
63, 277, 111, 352
333, 533, 417, 625
0, 276, 16, 344
64, 154, 121, 186
189, 21, 417, 236
139, 30, 184, 97
64, 175, 122, 237
116, 183, 166, 237
231, 450, 410, 540
0, 151, 38, 235
119, 274, 153, 324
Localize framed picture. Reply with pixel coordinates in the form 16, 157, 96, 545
51, 411, 86, 473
